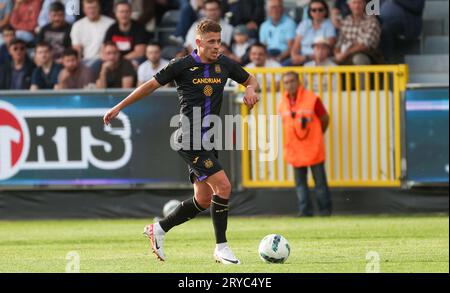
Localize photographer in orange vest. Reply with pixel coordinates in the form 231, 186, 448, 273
278, 71, 332, 217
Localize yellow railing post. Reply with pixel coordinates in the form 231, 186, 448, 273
271, 73, 278, 181
327, 72, 335, 181
346, 72, 353, 180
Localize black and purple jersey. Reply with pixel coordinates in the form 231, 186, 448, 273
154, 50, 250, 150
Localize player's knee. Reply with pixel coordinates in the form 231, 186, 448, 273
197, 198, 212, 209
215, 180, 232, 197
195, 194, 212, 209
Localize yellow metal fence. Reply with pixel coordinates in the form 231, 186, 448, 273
240, 65, 408, 188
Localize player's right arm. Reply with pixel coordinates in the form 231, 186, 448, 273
103, 78, 162, 125
104, 57, 182, 125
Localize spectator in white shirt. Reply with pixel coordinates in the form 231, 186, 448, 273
70, 0, 114, 67
245, 42, 281, 91
137, 42, 169, 86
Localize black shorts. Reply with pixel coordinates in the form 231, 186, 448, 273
177, 149, 223, 184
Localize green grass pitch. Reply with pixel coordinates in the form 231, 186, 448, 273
0, 216, 448, 273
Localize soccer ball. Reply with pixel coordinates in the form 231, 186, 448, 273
258, 234, 291, 264
162, 199, 181, 217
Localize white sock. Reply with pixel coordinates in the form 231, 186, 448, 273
216, 242, 228, 250
154, 222, 166, 235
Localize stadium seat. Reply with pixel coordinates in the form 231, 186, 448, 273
160, 10, 181, 28
406, 55, 449, 73
423, 36, 449, 54
422, 0, 449, 21
405, 0, 449, 84
154, 9, 180, 47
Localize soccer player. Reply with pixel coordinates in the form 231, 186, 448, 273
103, 19, 260, 265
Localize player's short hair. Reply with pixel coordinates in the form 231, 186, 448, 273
196, 19, 222, 36
62, 48, 79, 58
49, 1, 65, 12
35, 41, 52, 51
283, 71, 300, 81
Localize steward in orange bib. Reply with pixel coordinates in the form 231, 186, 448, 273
278, 71, 332, 217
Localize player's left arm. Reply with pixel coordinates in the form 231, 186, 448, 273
241, 74, 260, 111
226, 57, 260, 110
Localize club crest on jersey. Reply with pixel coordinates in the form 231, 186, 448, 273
215, 64, 221, 74
204, 85, 213, 97
204, 159, 214, 169
190, 67, 200, 72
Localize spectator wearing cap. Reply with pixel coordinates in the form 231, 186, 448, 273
96, 41, 136, 89
37, 0, 76, 28
70, 0, 114, 67
0, 25, 14, 66
55, 48, 96, 89
104, 1, 148, 66
36, 1, 72, 63
31, 41, 62, 90
138, 42, 169, 86
259, 0, 296, 62
304, 36, 337, 92
0, 38, 36, 90
10, 0, 43, 43
334, 0, 382, 65
285, 0, 336, 66
0, 0, 12, 45
231, 25, 252, 65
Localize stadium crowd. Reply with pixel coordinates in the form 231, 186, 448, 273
0, 0, 425, 90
